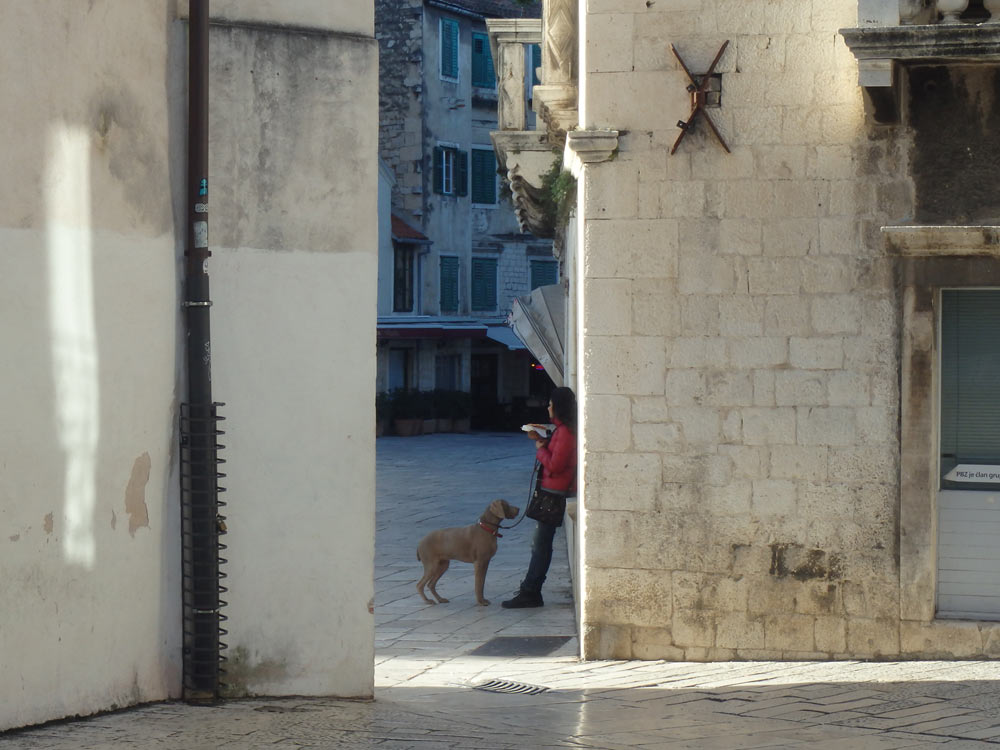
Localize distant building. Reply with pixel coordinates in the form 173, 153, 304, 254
375, 0, 557, 430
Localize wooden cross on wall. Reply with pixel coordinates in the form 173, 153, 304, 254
670, 40, 731, 155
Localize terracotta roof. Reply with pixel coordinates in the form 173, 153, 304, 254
391, 214, 431, 243
427, 0, 541, 20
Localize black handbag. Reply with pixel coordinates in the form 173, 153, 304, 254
526, 482, 566, 527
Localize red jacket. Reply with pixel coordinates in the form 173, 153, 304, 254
537, 419, 577, 494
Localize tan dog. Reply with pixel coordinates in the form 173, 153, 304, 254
416, 499, 519, 606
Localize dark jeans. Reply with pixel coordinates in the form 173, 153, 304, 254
520, 520, 557, 594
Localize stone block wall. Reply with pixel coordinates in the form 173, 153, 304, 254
376, 0, 425, 217
577, 0, 937, 660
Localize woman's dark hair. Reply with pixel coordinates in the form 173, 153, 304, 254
550, 386, 577, 434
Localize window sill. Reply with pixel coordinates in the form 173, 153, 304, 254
883, 225, 1000, 257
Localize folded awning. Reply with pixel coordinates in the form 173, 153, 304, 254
485, 325, 526, 350
377, 319, 486, 339
508, 284, 565, 387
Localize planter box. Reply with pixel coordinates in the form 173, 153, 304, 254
453, 418, 471, 434
422, 418, 436, 434
393, 418, 422, 437
435, 418, 453, 432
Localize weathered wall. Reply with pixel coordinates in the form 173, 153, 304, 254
0, 1, 183, 730
177, 0, 373, 36
577, 0, 918, 659
0, 0, 378, 729
376, 0, 426, 219
208, 20, 378, 697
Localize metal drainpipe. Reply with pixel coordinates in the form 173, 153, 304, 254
180, 0, 228, 703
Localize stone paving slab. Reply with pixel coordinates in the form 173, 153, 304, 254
4, 434, 1000, 749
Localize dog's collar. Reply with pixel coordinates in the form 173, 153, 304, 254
478, 520, 502, 538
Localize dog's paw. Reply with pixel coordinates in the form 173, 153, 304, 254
436, 597, 449, 604
477, 599, 490, 606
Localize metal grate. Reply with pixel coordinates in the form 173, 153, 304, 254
473, 679, 549, 696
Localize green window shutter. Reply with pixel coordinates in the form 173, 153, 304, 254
471, 149, 497, 204
472, 33, 494, 88
940, 289, 1000, 486
440, 256, 459, 312
530, 260, 558, 290
432, 146, 444, 194
441, 19, 458, 80
455, 150, 468, 196
471, 257, 497, 311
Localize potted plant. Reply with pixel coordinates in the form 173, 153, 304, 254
375, 391, 391, 437
433, 389, 454, 433
418, 390, 437, 434
390, 389, 422, 437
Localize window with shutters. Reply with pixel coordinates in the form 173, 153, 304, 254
471, 32, 495, 88
937, 288, 1000, 620
440, 255, 459, 313
939, 289, 1000, 489
471, 256, 498, 311
433, 145, 467, 197
470, 148, 497, 205
393, 245, 415, 313
530, 260, 558, 290
527, 43, 541, 102
440, 17, 459, 82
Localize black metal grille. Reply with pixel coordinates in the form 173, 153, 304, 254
180, 401, 228, 700
473, 679, 549, 695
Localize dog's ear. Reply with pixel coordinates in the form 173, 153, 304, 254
488, 499, 504, 517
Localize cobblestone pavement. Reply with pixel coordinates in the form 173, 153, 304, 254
3, 433, 1000, 749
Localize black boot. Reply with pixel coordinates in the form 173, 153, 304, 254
501, 589, 543, 608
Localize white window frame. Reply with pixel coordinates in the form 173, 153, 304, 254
437, 140, 460, 196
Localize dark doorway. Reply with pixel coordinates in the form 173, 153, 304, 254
470, 353, 499, 429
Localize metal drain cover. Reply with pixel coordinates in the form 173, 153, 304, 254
473, 679, 549, 695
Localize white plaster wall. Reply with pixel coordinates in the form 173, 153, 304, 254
0, 1, 183, 730
212, 249, 376, 696
207, 19, 378, 696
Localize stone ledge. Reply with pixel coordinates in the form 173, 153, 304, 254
563, 129, 620, 178
883, 225, 1000, 256
841, 23, 1000, 61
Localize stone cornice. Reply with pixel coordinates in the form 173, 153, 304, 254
841, 24, 1000, 61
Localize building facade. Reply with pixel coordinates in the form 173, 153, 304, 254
491, 0, 1000, 660
375, 0, 557, 430
1, 0, 377, 730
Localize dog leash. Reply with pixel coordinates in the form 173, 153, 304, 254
496, 459, 540, 532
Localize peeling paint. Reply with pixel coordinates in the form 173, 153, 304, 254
9, 534, 19, 542
43, 513, 54, 534
111, 509, 117, 530
124, 453, 151, 536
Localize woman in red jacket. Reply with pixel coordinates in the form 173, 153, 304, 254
502, 386, 577, 609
